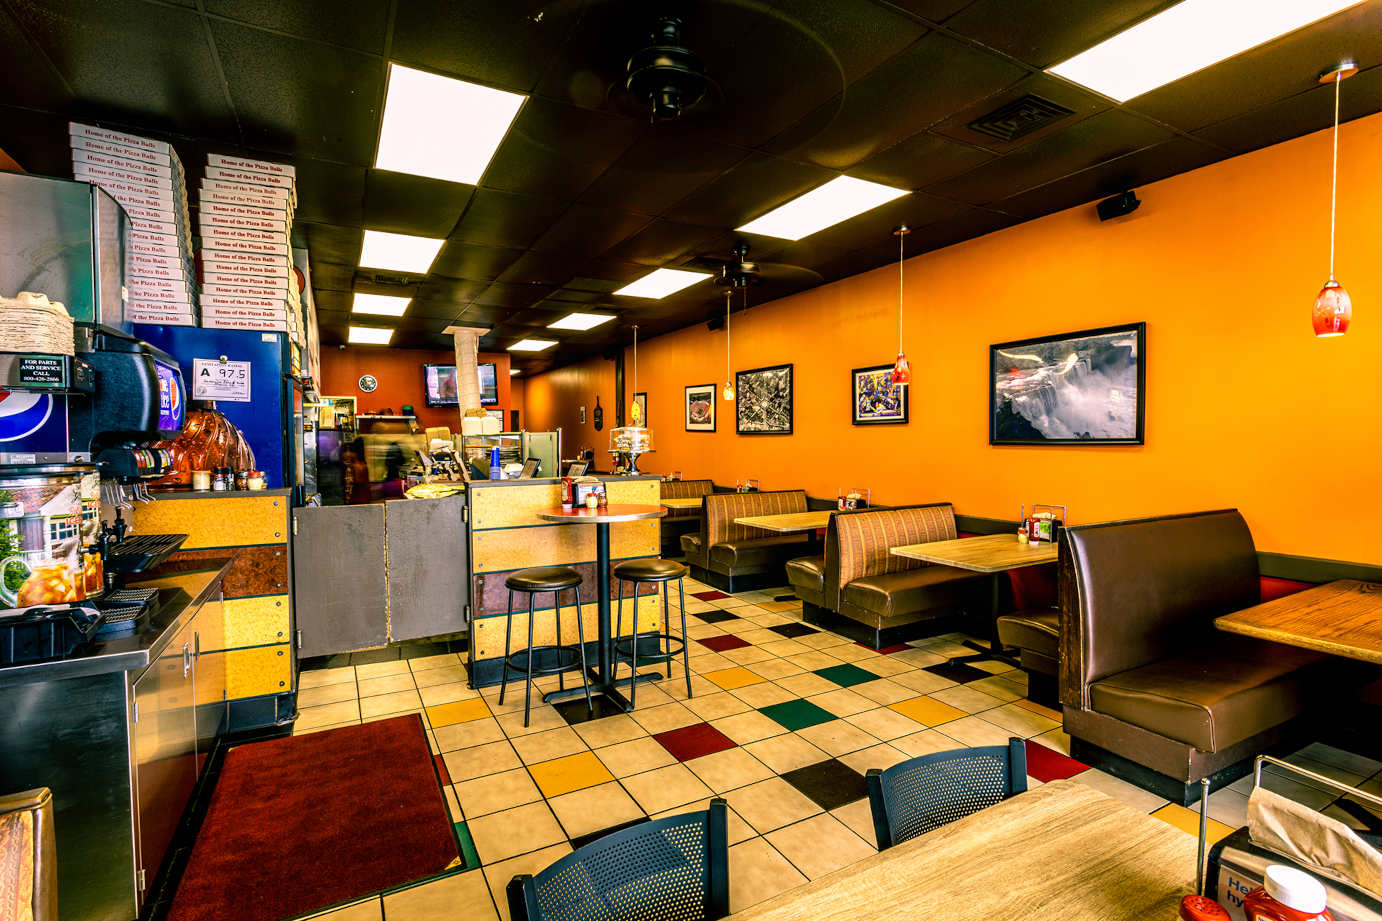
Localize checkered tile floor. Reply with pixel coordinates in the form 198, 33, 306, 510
289, 577, 1382, 921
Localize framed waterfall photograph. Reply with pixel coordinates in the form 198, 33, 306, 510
851, 364, 908, 425
685, 384, 715, 432
735, 363, 793, 435
989, 322, 1145, 446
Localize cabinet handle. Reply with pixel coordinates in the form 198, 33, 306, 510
182, 644, 192, 677
194, 632, 200, 659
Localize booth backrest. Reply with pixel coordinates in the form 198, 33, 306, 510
703, 490, 808, 546
660, 479, 715, 500
1059, 509, 1260, 705
835, 504, 958, 586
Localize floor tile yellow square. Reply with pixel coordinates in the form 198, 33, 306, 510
704, 666, 767, 691
527, 750, 614, 798
1151, 803, 1235, 843
888, 696, 968, 727
384, 868, 498, 921
427, 697, 492, 728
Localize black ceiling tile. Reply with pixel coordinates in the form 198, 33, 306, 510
406, 295, 470, 321
390, 0, 586, 95
851, 131, 996, 190
496, 250, 579, 287
928, 72, 1109, 154
994, 136, 1225, 221
291, 158, 368, 225
352, 274, 422, 299
473, 281, 557, 309
902, 206, 1019, 253
9, 0, 237, 139
480, 97, 644, 199
450, 188, 568, 250
202, 0, 390, 54
1124, 4, 1382, 134
529, 204, 652, 260
665, 153, 836, 229
944, 0, 1176, 69
875, 0, 976, 22
545, 289, 602, 304
577, 135, 748, 216
763, 33, 1026, 170
771, 191, 969, 266
925, 108, 1173, 205
0, 6, 72, 112
601, 220, 723, 266
207, 18, 383, 165
363, 170, 472, 237
311, 289, 354, 313
1193, 64, 1382, 156
565, 276, 623, 293
430, 241, 523, 282
309, 261, 358, 292
0, 105, 73, 176
302, 222, 365, 264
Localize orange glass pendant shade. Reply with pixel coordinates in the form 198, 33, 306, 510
1313, 278, 1351, 337
722, 380, 735, 401
891, 351, 911, 385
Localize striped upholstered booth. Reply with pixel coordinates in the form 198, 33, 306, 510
823, 504, 987, 647
680, 490, 809, 591
0, 788, 56, 921
659, 479, 715, 518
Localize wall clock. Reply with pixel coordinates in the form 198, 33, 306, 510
358, 374, 378, 393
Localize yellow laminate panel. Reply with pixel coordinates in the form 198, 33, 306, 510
134, 495, 288, 549
472, 593, 664, 661
473, 521, 658, 573
471, 483, 562, 529
604, 479, 659, 506
225, 643, 292, 698
223, 594, 292, 648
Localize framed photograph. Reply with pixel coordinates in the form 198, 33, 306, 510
851, 365, 909, 425
990, 322, 1145, 446
684, 384, 715, 432
634, 392, 647, 426
736, 363, 793, 436
579, 405, 586, 424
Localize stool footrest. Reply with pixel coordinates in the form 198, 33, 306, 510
504, 644, 583, 677
613, 634, 688, 661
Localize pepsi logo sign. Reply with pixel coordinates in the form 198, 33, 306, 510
0, 391, 54, 442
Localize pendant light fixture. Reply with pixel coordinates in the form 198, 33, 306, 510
1312, 60, 1357, 338
721, 289, 735, 401
891, 225, 912, 385
629, 324, 643, 425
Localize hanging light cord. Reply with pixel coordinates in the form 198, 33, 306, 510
898, 231, 905, 350
725, 292, 732, 377
632, 324, 638, 393
1329, 72, 1340, 279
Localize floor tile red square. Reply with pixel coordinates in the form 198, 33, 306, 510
858, 642, 909, 654
693, 590, 729, 600
653, 722, 738, 762
696, 635, 751, 652
1024, 739, 1090, 783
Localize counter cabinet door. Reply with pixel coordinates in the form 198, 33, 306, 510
292, 504, 387, 658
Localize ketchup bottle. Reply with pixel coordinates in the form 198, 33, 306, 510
1243, 866, 1334, 921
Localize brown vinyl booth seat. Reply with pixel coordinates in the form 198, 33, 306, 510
995, 564, 1061, 705
1058, 510, 1353, 804
680, 490, 810, 592
790, 504, 987, 648
0, 787, 56, 921
660, 479, 715, 557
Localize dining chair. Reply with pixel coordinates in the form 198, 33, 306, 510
507, 799, 730, 921
866, 738, 1027, 849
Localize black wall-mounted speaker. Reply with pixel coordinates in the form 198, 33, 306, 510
1097, 190, 1140, 221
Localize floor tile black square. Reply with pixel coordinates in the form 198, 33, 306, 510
924, 660, 993, 684
780, 758, 869, 812
692, 609, 739, 624
569, 816, 649, 850
768, 622, 818, 638
554, 693, 630, 726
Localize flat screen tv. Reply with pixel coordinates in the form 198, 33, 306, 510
424, 362, 498, 407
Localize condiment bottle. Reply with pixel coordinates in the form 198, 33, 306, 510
1018, 504, 1028, 544
1243, 866, 1334, 921
191, 469, 211, 491
212, 469, 229, 491
1180, 895, 1230, 921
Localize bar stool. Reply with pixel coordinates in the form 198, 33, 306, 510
612, 559, 692, 707
499, 566, 593, 726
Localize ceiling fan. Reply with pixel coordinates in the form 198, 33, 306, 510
688, 242, 824, 290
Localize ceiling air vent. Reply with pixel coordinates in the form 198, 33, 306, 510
358, 271, 414, 287
966, 94, 1075, 143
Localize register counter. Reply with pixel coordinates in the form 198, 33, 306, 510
0, 561, 233, 921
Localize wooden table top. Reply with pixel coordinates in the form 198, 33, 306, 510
1215, 578, 1382, 664
890, 533, 1058, 572
734, 510, 833, 533
536, 504, 667, 524
660, 497, 704, 509
727, 779, 1195, 921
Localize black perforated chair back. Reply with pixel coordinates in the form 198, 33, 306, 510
866, 738, 1026, 849
508, 800, 729, 921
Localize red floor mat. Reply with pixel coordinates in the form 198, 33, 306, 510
168, 714, 460, 921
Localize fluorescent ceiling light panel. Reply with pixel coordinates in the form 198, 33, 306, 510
359, 230, 444, 274
375, 63, 526, 184
614, 268, 712, 300
547, 312, 616, 331
351, 293, 412, 317
1048, 0, 1365, 102
736, 176, 909, 241
348, 326, 395, 346
509, 368, 521, 375
508, 339, 557, 352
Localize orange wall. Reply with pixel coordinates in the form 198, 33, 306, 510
320, 346, 513, 430
527, 112, 1382, 564
523, 355, 616, 462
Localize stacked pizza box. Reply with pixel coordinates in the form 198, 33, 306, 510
197, 154, 301, 340
69, 122, 198, 326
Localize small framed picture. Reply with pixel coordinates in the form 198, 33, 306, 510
579, 405, 587, 424
851, 365, 909, 425
736, 363, 793, 436
684, 384, 715, 432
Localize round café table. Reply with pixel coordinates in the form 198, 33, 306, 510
536, 504, 667, 711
